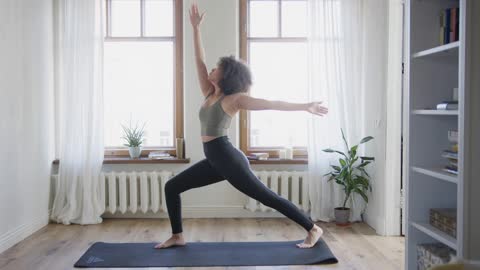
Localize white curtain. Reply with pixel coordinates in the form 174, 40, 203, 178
307, 0, 388, 222
51, 0, 105, 225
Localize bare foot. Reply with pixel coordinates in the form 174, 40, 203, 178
296, 224, 323, 248
154, 234, 186, 249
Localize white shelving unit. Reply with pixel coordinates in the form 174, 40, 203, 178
404, 0, 480, 269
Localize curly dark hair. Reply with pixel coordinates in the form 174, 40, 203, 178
217, 56, 252, 95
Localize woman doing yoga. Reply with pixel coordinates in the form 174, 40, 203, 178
155, 2, 328, 249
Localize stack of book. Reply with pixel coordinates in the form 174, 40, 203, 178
148, 151, 173, 159
441, 130, 458, 175
436, 101, 458, 110
440, 7, 460, 45
247, 152, 269, 160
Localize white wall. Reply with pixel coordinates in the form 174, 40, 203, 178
0, 0, 55, 254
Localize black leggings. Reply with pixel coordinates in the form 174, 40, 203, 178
164, 135, 314, 234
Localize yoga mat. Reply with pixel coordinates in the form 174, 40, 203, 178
74, 239, 338, 268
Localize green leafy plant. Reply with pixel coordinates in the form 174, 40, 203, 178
323, 129, 375, 209
121, 121, 146, 147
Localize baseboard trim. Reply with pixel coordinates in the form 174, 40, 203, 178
101, 205, 296, 219
0, 211, 50, 254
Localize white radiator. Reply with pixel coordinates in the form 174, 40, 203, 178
245, 170, 310, 213
52, 170, 173, 214
51, 170, 309, 215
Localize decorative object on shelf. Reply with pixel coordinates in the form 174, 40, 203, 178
176, 137, 185, 159
322, 129, 375, 226
430, 208, 457, 238
417, 243, 456, 270
285, 147, 293, 159
278, 149, 287, 159
247, 152, 269, 160
452, 87, 459, 102
121, 121, 146, 159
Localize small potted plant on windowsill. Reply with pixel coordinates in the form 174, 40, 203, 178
121, 121, 146, 159
323, 129, 375, 226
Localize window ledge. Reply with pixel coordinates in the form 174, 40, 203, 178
52, 157, 191, 165
248, 158, 308, 165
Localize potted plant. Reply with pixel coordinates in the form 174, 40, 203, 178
323, 129, 374, 226
121, 121, 146, 159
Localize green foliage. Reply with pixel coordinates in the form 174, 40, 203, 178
120, 121, 146, 147
323, 129, 375, 208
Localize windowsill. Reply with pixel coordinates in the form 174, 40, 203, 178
248, 158, 308, 165
52, 157, 307, 165
52, 157, 191, 165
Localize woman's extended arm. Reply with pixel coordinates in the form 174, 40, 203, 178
189, 3, 211, 97
235, 94, 329, 117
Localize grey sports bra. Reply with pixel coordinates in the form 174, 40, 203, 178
198, 92, 233, 136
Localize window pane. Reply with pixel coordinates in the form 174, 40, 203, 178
281, 1, 307, 37
111, 0, 141, 37
249, 1, 278, 37
249, 42, 308, 147
104, 41, 174, 147
145, 0, 173, 37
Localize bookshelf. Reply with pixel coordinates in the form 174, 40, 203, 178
404, 0, 480, 269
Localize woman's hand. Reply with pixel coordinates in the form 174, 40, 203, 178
305, 102, 329, 117
189, 2, 205, 28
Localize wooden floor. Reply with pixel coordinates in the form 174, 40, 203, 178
0, 218, 404, 270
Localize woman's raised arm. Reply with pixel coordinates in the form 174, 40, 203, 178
189, 3, 212, 97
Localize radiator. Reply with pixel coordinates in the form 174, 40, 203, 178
52, 170, 174, 214
245, 170, 310, 213
51, 170, 309, 215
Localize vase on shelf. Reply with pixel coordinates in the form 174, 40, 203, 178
128, 146, 142, 159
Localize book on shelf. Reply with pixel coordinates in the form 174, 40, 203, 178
436, 101, 458, 110
445, 159, 458, 171
148, 151, 172, 159
439, 7, 460, 45
247, 152, 269, 160
442, 129, 459, 175
442, 150, 458, 160
442, 166, 458, 175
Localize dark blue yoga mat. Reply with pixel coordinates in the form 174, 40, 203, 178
74, 239, 338, 267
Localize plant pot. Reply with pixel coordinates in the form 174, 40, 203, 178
334, 207, 351, 226
128, 146, 142, 159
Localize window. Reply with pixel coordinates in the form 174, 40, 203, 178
240, 0, 308, 158
103, 0, 183, 157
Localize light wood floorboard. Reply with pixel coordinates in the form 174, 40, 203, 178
0, 218, 404, 270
